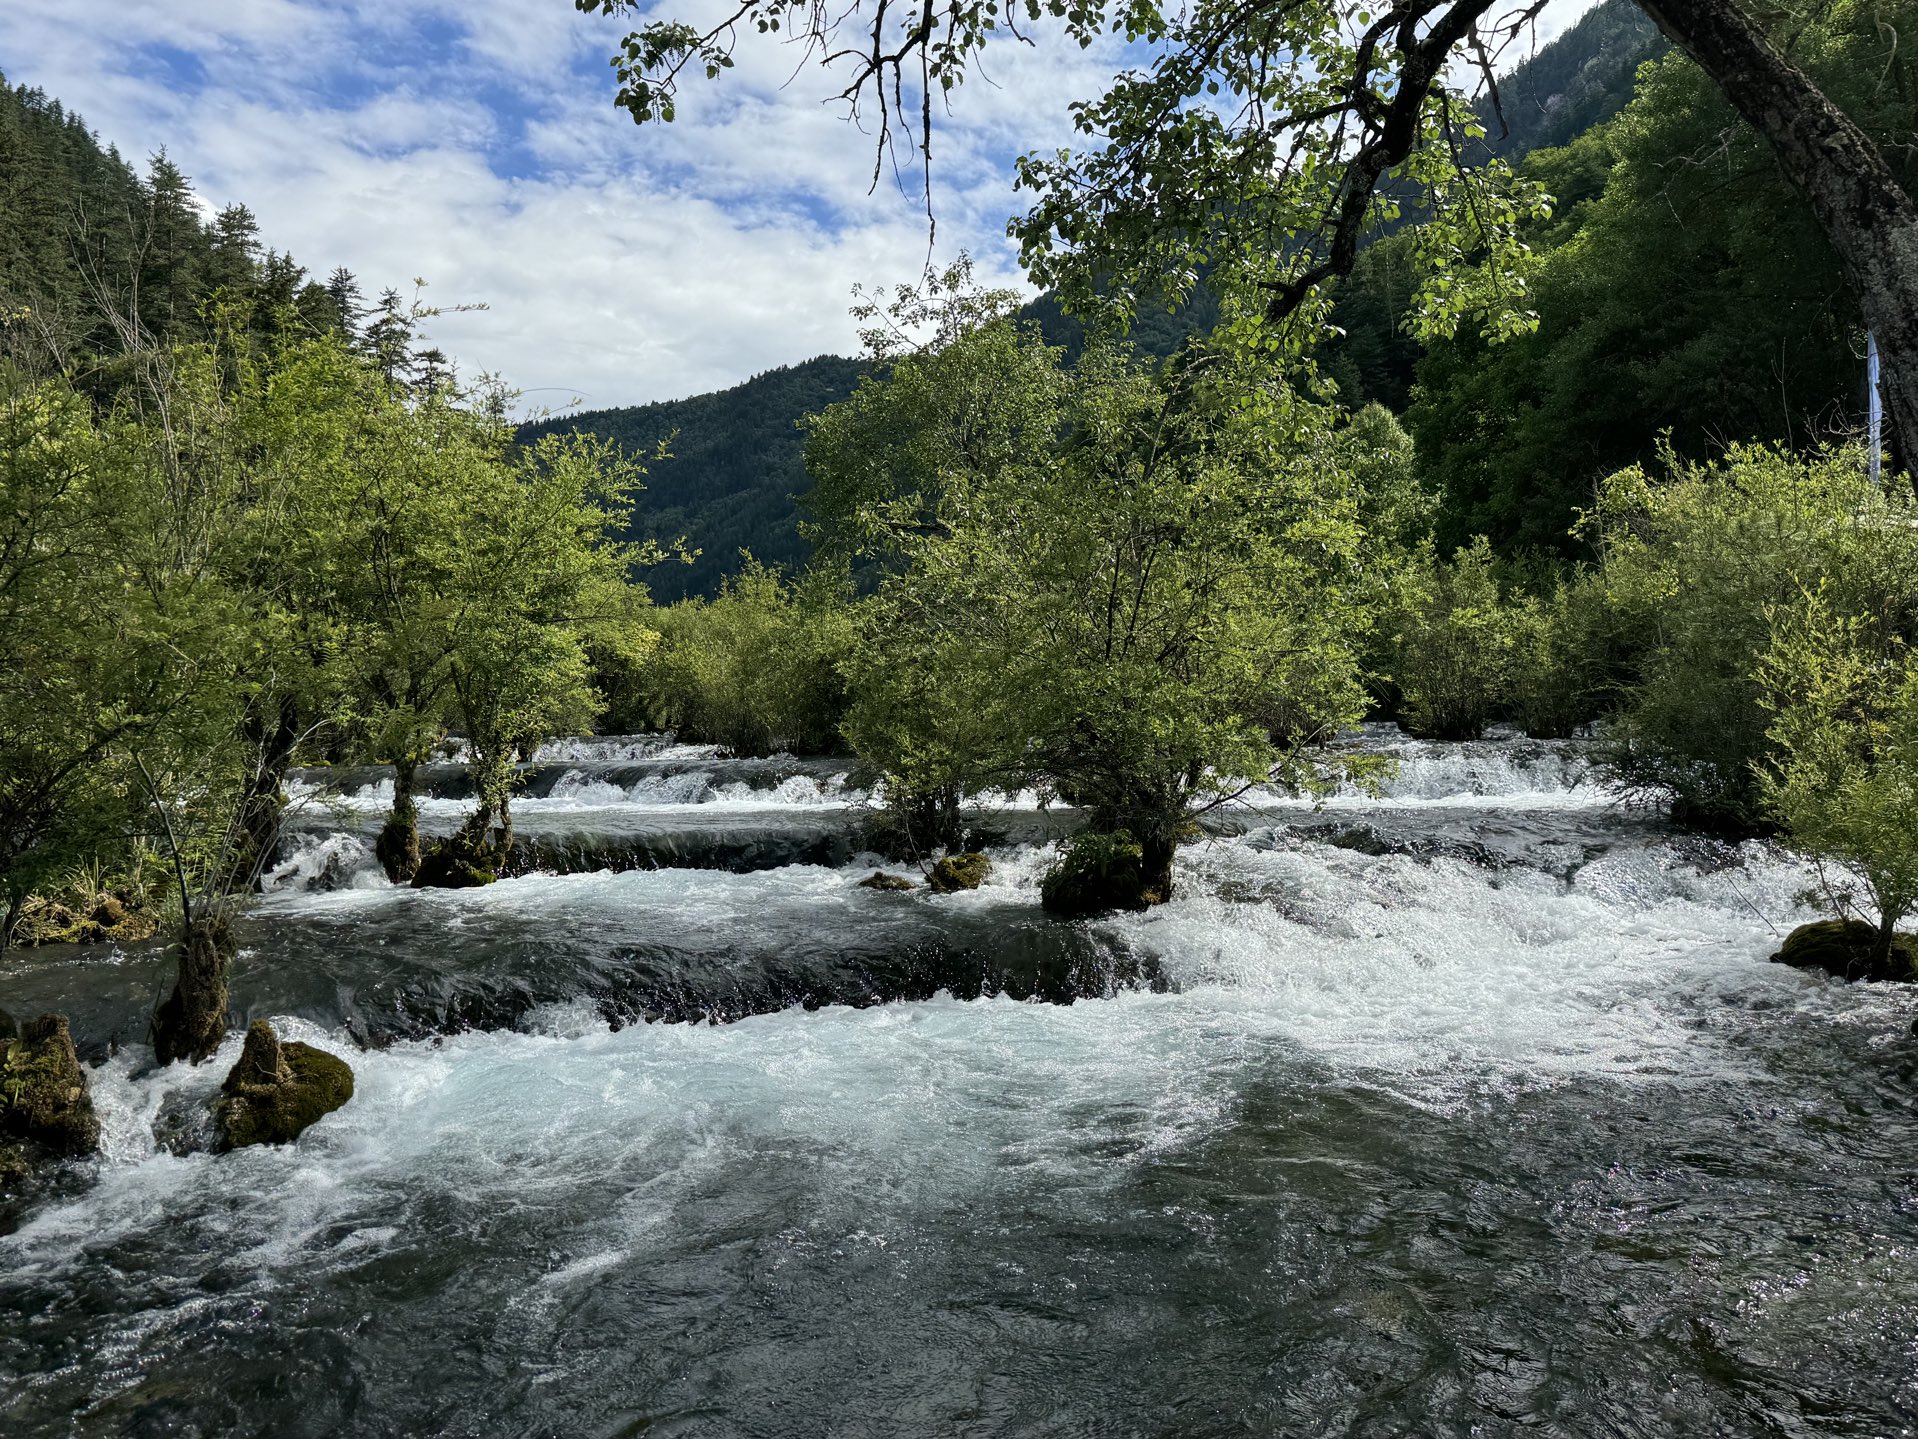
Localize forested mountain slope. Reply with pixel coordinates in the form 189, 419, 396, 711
0, 70, 360, 381
1474, 0, 1665, 159
521, 356, 866, 601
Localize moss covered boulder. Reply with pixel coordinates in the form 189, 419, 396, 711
1, 1014, 101, 1157
9, 892, 160, 947
927, 852, 991, 894
214, 1021, 355, 1151
1041, 830, 1175, 917
857, 870, 918, 892
1771, 920, 1918, 983
413, 836, 500, 890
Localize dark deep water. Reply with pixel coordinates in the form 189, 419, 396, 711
4, 729, 1917, 1437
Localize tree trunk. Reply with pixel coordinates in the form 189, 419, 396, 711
1137, 828, 1176, 905
375, 760, 421, 883
151, 909, 233, 1065
227, 694, 301, 892
1634, 0, 1918, 474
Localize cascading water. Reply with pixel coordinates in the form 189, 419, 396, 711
4, 729, 1916, 1437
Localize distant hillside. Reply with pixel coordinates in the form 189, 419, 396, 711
521, 356, 867, 603
1475, 0, 1666, 158
530, 0, 1663, 600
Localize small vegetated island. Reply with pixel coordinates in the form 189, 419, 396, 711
4, 0, 1918, 1429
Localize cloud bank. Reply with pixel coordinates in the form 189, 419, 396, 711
1, 0, 1593, 410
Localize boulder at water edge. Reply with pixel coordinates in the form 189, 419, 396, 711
857, 871, 917, 891
1, 1014, 102, 1172
1770, 919, 1917, 983
215, 1020, 355, 1150
413, 836, 500, 889
1041, 830, 1162, 917
927, 853, 991, 894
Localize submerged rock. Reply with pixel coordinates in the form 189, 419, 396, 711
0, 1014, 101, 1158
857, 871, 917, 892
413, 836, 500, 890
1041, 831, 1164, 917
1771, 920, 1917, 983
215, 1021, 355, 1150
927, 852, 991, 894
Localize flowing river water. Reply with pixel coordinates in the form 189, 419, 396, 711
4, 728, 1917, 1436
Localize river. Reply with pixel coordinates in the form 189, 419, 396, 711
3, 728, 1915, 1436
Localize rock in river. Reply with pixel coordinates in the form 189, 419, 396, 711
1770, 919, 1917, 983
215, 1020, 355, 1150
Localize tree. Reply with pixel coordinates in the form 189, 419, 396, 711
804, 273, 1373, 906
0, 370, 170, 939
1758, 588, 1918, 970
1413, 7, 1913, 554
636, 559, 852, 755
418, 425, 658, 881
1582, 444, 1918, 829
577, 0, 1918, 466
1388, 537, 1516, 741
325, 266, 364, 340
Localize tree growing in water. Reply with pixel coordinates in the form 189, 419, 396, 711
805, 273, 1374, 909
1759, 589, 1918, 972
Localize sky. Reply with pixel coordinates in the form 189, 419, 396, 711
1, 0, 1593, 413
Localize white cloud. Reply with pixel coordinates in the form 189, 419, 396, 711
0, 0, 1596, 410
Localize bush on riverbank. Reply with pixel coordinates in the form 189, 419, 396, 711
614, 561, 854, 756
1758, 589, 1918, 964
1581, 444, 1918, 830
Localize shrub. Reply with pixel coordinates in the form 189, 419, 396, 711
1040, 829, 1162, 917
635, 561, 854, 755
1389, 537, 1516, 740
1585, 444, 1918, 830
1757, 588, 1918, 967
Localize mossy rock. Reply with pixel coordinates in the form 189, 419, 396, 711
927, 853, 991, 894
10, 899, 80, 944
857, 871, 917, 892
0, 1141, 30, 1187
412, 837, 499, 890
215, 1021, 355, 1150
1771, 920, 1917, 983
8, 892, 161, 947
0, 1014, 101, 1156
1041, 830, 1164, 918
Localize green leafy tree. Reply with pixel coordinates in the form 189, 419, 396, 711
636, 559, 853, 756
1584, 444, 1918, 829
1388, 537, 1516, 741
580, 0, 1918, 469
428, 428, 657, 873
805, 273, 1373, 905
1758, 589, 1918, 968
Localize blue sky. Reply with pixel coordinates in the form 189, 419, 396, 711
1, 0, 1592, 411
